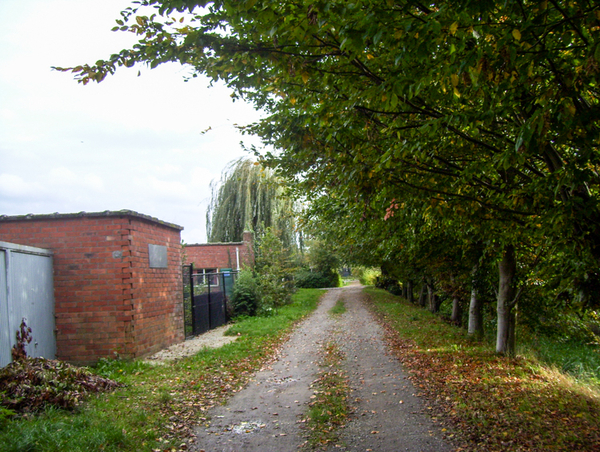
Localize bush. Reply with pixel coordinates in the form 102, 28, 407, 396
375, 274, 402, 295
254, 228, 296, 314
231, 270, 260, 317
295, 270, 340, 288
354, 267, 380, 285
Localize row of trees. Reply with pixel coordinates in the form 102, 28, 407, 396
60, 0, 600, 355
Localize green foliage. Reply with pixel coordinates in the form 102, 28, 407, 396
254, 228, 296, 315
206, 158, 297, 248
0, 407, 15, 426
230, 270, 260, 317
298, 240, 342, 288
306, 240, 339, 274
329, 299, 346, 316
294, 270, 333, 289
354, 267, 380, 286
63, 0, 600, 352
0, 405, 136, 452
525, 337, 600, 384
93, 358, 152, 382
375, 274, 402, 296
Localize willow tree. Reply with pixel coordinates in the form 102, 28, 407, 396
206, 158, 297, 248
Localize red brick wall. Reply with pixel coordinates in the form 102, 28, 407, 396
0, 211, 183, 364
185, 231, 254, 270
128, 217, 184, 358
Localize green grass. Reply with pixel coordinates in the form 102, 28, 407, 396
363, 287, 600, 451
0, 289, 323, 452
521, 336, 600, 385
329, 298, 346, 316
305, 341, 350, 448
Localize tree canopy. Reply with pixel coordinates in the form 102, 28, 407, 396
206, 158, 296, 247
59, 0, 600, 354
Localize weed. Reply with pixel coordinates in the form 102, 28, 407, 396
11, 319, 32, 362
305, 341, 350, 448
329, 299, 346, 316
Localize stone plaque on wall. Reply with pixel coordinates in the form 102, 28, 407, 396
148, 244, 168, 268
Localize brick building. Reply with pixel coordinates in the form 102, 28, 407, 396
0, 210, 184, 365
184, 231, 254, 275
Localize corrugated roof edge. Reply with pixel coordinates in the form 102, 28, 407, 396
0, 209, 184, 231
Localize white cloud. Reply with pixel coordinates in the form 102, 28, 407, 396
0, 174, 40, 198
0, 0, 266, 243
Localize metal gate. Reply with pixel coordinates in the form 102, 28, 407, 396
1, 241, 56, 367
182, 264, 237, 338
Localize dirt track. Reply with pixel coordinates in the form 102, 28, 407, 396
191, 283, 454, 452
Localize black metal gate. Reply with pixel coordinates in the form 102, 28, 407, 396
183, 264, 237, 338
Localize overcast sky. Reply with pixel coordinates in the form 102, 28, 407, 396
0, 0, 264, 243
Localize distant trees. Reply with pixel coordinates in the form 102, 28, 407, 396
206, 158, 296, 249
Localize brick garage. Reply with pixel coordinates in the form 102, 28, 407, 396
185, 231, 254, 270
0, 210, 184, 365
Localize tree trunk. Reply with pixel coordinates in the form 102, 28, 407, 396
407, 280, 414, 304
418, 283, 427, 307
496, 245, 517, 356
468, 264, 484, 338
451, 296, 461, 325
427, 279, 439, 313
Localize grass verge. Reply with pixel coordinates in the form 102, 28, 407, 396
0, 288, 323, 452
304, 341, 351, 449
329, 298, 346, 316
364, 287, 600, 452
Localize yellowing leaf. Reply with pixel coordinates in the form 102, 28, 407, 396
512, 29, 521, 41
450, 22, 459, 35
366, 53, 375, 60
451, 74, 459, 87
290, 97, 297, 105
301, 73, 309, 84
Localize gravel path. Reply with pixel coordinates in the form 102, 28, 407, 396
191, 283, 455, 452
144, 325, 238, 364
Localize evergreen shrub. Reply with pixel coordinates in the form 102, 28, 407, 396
231, 270, 260, 317
295, 270, 340, 288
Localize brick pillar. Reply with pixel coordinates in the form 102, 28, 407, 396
242, 231, 255, 268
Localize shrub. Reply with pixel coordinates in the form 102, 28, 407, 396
295, 270, 333, 288
254, 228, 296, 314
354, 267, 380, 285
231, 270, 260, 317
375, 274, 402, 295
302, 240, 342, 288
